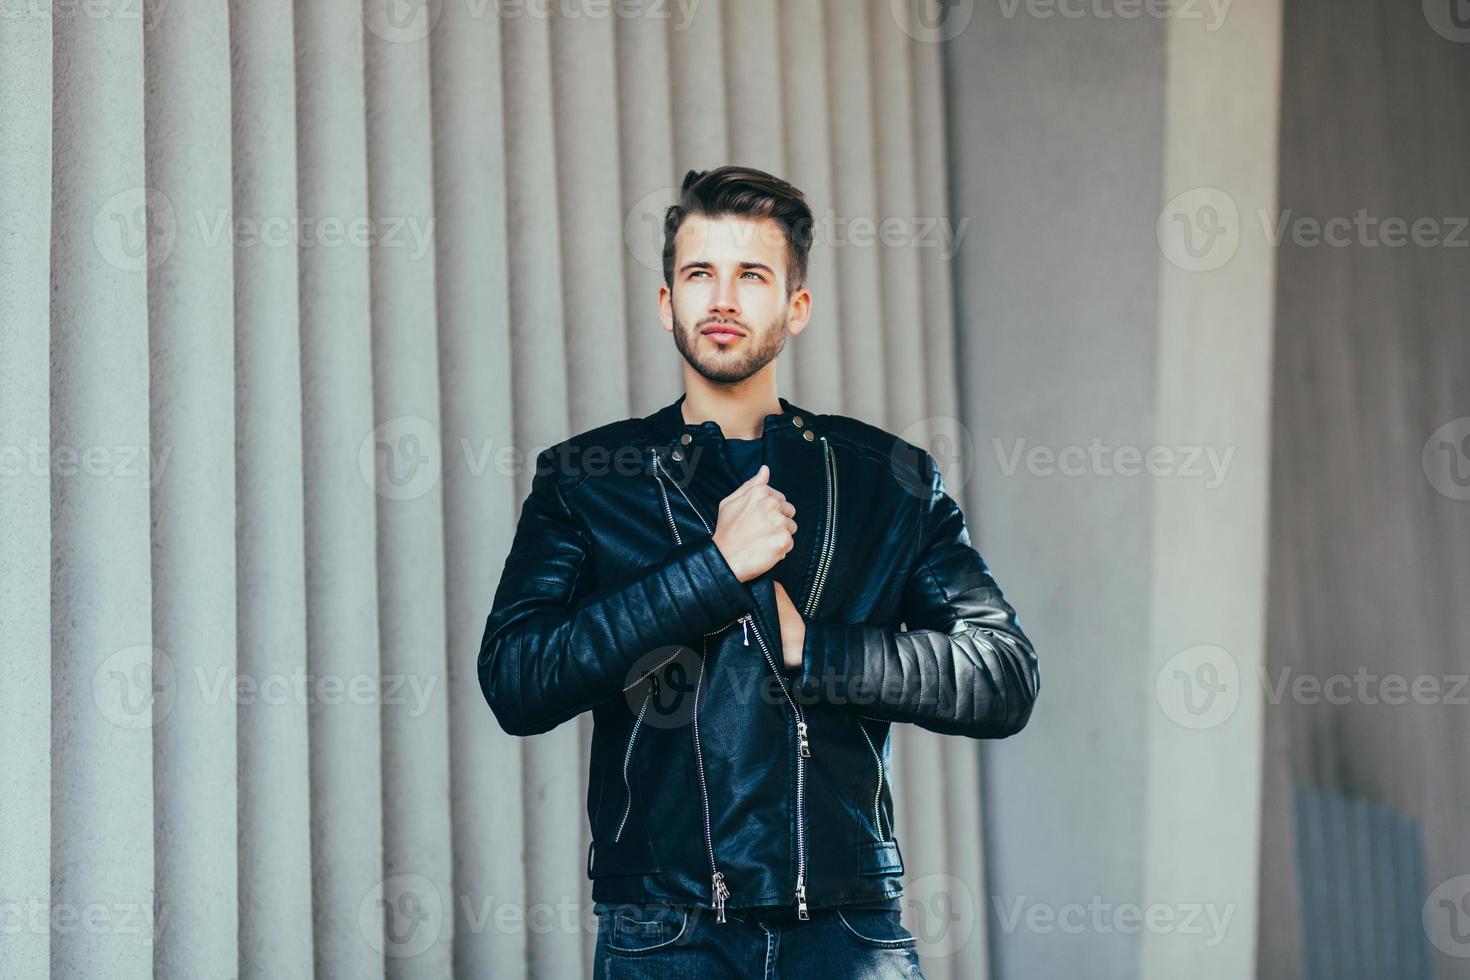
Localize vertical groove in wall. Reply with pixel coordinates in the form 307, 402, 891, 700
915, 21, 990, 976
429, 3, 527, 976
721, 0, 797, 397
821, 0, 888, 423
48, 8, 154, 979
873, 13, 954, 980
778, 0, 843, 412
615, 13, 680, 416
0, 9, 53, 980
547, 13, 631, 971
145, 2, 240, 977
667, 0, 729, 173
230, 2, 314, 976
293, 2, 384, 974
500, 8, 581, 978
362, 10, 455, 976
615, 14, 680, 415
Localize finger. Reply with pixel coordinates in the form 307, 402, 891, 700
779, 501, 796, 518
784, 518, 797, 535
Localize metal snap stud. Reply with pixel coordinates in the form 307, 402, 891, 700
793, 415, 804, 427
679, 433, 692, 445
803, 430, 814, 442
672, 449, 685, 461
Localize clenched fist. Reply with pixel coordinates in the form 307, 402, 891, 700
712, 464, 797, 583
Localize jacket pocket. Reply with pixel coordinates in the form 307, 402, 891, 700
856, 838, 904, 877
587, 839, 661, 879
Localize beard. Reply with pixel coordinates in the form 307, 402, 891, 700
671, 306, 789, 384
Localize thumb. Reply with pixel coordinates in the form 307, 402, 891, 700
744, 463, 770, 487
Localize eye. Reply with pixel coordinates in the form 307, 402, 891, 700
742, 271, 762, 280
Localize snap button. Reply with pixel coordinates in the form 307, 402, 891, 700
679, 433, 692, 445
672, 449, 685, 461
793, 415, 804, 427
803, 430, 814, 442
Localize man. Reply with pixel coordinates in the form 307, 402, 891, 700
479, 166, 1039, 978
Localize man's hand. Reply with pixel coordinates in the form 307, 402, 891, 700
773, 580, 805, 670
712, 464, 797, 582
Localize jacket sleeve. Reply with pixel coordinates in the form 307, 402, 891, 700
794, 450, 1039, 738
478, 451, 756, 736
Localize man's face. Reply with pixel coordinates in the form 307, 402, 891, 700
661, 213, 808, 384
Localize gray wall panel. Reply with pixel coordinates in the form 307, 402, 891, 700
0, 9, 52, 980
145, 2, 240, 976
231, 2, 316, 975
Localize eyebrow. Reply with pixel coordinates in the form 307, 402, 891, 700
678, 260, 776, 276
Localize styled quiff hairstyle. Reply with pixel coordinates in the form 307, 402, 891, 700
661, 166, 816, 299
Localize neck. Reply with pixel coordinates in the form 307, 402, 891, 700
679, 366, 783, 440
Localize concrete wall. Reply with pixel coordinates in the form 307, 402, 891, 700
1, 2, 988, 977
1258, 1, 1470, 977
944, 0, 1281, 977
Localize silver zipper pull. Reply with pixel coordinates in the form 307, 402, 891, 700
797, 720, 811, 758
742, 615, 749, 646
795, 872, 809, 920
712, 871, 730, 924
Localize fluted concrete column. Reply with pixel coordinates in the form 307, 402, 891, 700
615, 13, 681, 415
363, 10, 456, 976
822, 0, 889, 418
145, 2, 240, 977
429, 3, 528, 975
0, 10, 53, 980
1138, 2, 1280, 976
49, 8, 154, 977
501, 7, 581, 977
231, 3, 314, 978
779, 0, 844, 410
294, 2, 384, 974
722, 0, 798, 397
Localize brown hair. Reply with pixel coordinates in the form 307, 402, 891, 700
662, 166, 815, 299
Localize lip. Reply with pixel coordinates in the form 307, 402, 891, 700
701, 323, 746, 341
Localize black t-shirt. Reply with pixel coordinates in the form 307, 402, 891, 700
725, 435, 764, 482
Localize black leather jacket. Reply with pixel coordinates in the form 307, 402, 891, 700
478, 395, 1039, 923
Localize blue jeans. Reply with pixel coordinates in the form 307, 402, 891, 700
592, 900, 926, 979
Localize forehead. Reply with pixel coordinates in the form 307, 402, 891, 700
674, 212, 788, 269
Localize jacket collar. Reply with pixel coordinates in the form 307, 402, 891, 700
642, 393, 821, 450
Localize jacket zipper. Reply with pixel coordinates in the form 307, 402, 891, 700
693, 628, 730, 921
650, 447, 814, 921
802, 435, 838, 619
858, 721, 889, 841
614, 680, 655, 842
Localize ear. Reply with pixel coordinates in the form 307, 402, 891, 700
658, 283, 674, 333
785, 287, 813, 337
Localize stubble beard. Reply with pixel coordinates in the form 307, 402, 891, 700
671, 306, 789, 385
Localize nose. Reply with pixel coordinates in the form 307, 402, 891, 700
708, 273, 740, 319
